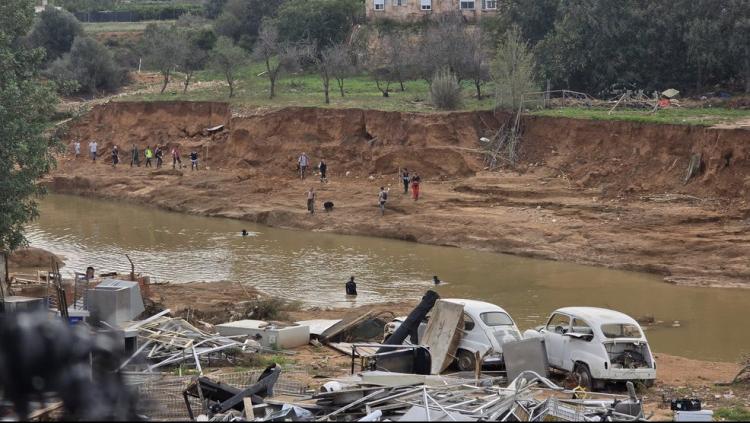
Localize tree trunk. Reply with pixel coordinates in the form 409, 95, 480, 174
160, 71, 170, 94
227, 72, 234, 98
324, 79, 330, 104
183, 71, 192, 94
745, 55, 750, 93
338, 78, 345, 97
399, 80, 405, 91
475, 80, 482, 100
267, 59, 276, 99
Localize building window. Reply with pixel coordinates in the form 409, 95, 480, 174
421, 0, 431, 10
393, 0, 407, 5
483, 0, 496, 9
460, 1, 475, 10
374, 0, 384, 10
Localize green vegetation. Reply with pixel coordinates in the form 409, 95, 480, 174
81, 20, 174, 33
0, 0, 60, 252
715, 406, 750, 422
532, 107, 750, 126
121, 61, 497, 112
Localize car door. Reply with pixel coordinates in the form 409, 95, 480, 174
542, 313, 571, 369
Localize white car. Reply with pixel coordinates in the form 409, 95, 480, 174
524, 307, 656, 389
384, 299, 522, 372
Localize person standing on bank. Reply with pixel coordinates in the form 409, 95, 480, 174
378, 186, 389, 215
307, 187, 316, 215
298, 152, 310, 180
89, 140, 98, 161
144, 146, 153, 167
319, 159, 328, 183
111, 145, 119, 168
346, 276, 357, 296
130, 144, 140, 167
401, 168, 410, 194
411, 173, 421, 201
74, 140, 81, 159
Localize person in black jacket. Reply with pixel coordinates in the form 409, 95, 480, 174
345, 276, 357, 296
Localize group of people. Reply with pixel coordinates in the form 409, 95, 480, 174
72, 140, 200, 171
298, 153, 424, 217
401, 168, 421, 201
298, 152, 327, 183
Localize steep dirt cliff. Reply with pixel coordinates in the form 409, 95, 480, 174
52, 102, 750, 288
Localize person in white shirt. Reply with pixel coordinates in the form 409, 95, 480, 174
89, 141, 98, 161
74, 141, 81, 158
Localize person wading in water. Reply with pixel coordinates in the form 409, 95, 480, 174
346, 276, 357, 296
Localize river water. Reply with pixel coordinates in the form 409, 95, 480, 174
26, 194, 749, 362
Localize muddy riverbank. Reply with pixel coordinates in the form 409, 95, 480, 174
51, 102, 750, 288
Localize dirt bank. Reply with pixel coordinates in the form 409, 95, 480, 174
7, 247, 64, 272
51, 102, 750, 288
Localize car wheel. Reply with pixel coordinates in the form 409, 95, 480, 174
573, 363, 594, 391
456, 349, 476, 372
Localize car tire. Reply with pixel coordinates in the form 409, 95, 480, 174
456, 349, 476, 372
573, 363, 594, 391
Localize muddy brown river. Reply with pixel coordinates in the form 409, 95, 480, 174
27, 194, 748, 362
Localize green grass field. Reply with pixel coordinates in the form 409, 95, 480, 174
119, 62, 750, 125
82, 20, 176, 33
532, 106, 750, 126
122, 62, 498, 112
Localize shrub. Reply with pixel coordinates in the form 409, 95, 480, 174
430, 68, 463, 110
46, 36, 128, 95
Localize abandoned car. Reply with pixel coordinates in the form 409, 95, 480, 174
384, 298, 522, 371
524, 307, 656, 389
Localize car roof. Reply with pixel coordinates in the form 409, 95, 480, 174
443, 298, 510, 314
554, 307, 638, 325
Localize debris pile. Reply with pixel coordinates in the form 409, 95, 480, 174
181, 369, 646, 421
124, 309, 255, 373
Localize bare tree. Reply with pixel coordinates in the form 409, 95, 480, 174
384, 32, 416, 91
253, 21, 302, 99
325, 43, 354, 97
418, 12, 472, 84
305, 41, 351, 104
464, 28, 490, 99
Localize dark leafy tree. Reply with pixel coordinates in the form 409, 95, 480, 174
214, 0, 285, 50
276, 0, 363, 49
27, 6, 83, 62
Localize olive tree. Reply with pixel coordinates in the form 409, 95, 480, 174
253, 21, 302, 99
142, 24, 183, 93
211, 36, 248, 98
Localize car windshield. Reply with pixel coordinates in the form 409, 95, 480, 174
480, 312, 514, 326
601, 323, 642, 339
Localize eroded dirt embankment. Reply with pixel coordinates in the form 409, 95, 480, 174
51, 101, 750, 288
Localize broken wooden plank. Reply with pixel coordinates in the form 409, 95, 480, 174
421, 300, 464, 374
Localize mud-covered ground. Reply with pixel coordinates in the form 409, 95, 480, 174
145, 282, 749, 420
50, 151, 750, 289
